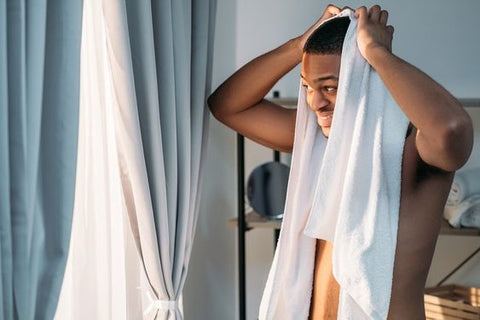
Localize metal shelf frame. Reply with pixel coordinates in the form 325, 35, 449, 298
236, 133, 281, 320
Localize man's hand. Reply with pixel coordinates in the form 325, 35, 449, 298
298, 4, 342, 50
355, 5, 394, 63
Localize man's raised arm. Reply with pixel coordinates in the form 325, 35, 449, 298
355, 5, 473, 171
208, 5, 342, 153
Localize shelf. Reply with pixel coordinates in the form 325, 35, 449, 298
268, 97, 480, 108
228, 210, 282, 230
439, 219, 480, 236
228, 211, 480, 237
268, 97, 297, 107
460, 98, 480, 107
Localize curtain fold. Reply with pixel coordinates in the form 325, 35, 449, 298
102, 0, 217, 318
0, 1, 83, 319
55, 0, 216, 319
54, 1, 146, 318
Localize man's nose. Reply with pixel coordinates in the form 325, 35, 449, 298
310, 91, 329, 111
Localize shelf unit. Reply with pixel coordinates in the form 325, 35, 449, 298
231, 98, 480, 320
235, 132, 282, 320
229, 211, 480, 237
266, 98, 480, 108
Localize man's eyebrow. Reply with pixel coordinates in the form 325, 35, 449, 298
300, 74, 338, 82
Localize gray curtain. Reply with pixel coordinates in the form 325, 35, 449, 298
0, 1, 83, 319
101, 0, 216, 319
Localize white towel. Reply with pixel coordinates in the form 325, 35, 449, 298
259, 9, 409, 320
444, 194, 480, 228
459, 197, 480, 228
446, 167, 480, 206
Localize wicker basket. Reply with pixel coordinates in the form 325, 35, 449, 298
424, 285, 480, 320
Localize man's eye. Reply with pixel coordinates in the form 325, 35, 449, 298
302, 84, 313, 91
324, 87, 337, 93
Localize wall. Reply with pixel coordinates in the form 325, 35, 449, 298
184, 1, 480, 319
236, 0, 480, 99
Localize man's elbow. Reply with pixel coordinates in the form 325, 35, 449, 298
441, 116, 474, 171
207, 93, 224, 121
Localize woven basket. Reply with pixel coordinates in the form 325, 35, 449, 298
424, 285, 480, 320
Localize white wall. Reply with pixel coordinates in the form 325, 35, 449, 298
184, 1, 480, 320
236, 0, 480, 99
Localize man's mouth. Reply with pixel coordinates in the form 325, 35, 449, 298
317, 111, 334, 119
316, 112, 333, 127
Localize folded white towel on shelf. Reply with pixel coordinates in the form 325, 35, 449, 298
258, 9, 409, 320
444, 194, 480, 228
446, 167, 480, 206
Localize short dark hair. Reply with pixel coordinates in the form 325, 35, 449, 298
303, 16, 350, 55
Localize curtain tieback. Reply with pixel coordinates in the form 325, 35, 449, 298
144, 291, 178, 315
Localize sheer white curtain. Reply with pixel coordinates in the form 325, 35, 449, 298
55, 0, 216, 319
55, 0, 145, 319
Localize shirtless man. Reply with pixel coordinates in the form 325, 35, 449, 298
208, 4, 473, 319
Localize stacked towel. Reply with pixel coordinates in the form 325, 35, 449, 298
446, 167, 480, 206
458, 198, 480, 228
444, 194, 480, 228
444, 167, 480, 229
259, 9, 409, 320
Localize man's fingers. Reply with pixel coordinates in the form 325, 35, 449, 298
326, 4, 341, 16
355, 6, 368, 21
387, 25, 395, 34
380, 10, 389, 25
369, 5, 381, 21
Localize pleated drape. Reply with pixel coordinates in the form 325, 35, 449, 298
0, 1, 83, 319
101, 0, 216, 319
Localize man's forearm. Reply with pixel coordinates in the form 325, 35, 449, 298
208, 38, 303, 117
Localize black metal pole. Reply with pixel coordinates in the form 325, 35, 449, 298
273, 150, 280, 162
274, 229, 281, 250
237, 133, 246, 320
273, 150, 281, 249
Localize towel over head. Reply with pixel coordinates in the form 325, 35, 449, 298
259, 9, 409, 320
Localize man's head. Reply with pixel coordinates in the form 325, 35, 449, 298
301, 17, 350, 137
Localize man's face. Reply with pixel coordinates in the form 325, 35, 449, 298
300, 53, 341, 138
